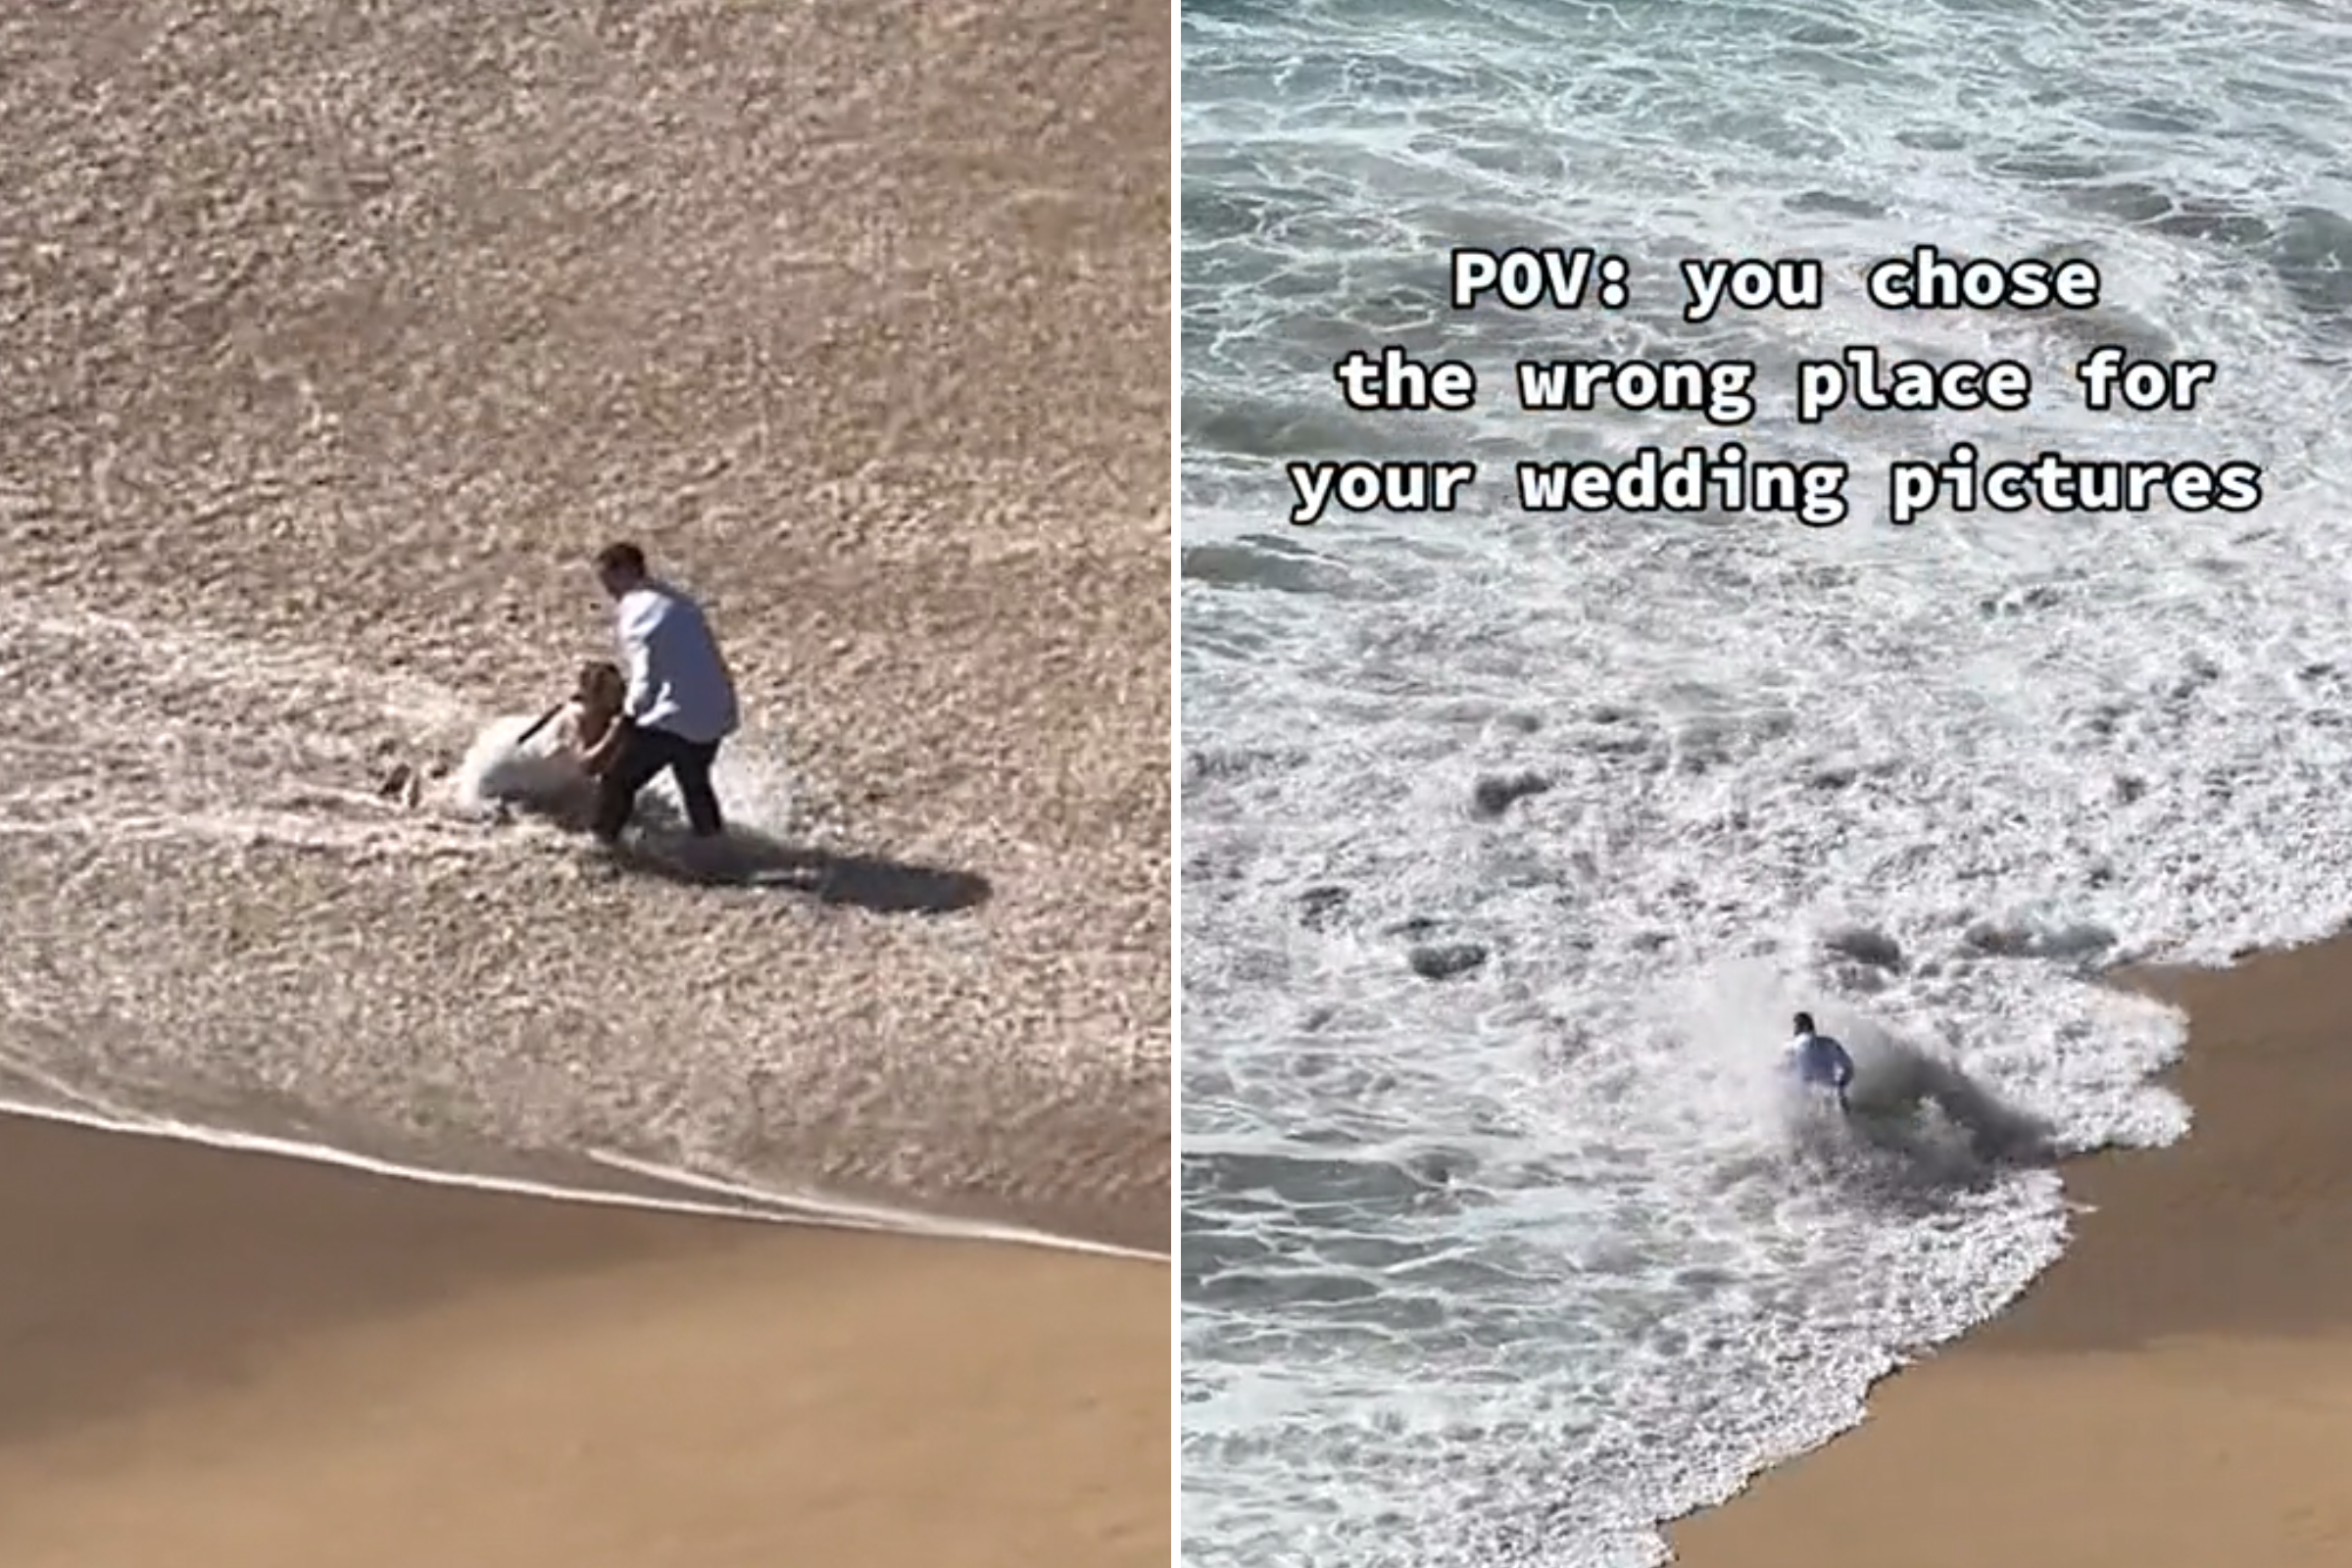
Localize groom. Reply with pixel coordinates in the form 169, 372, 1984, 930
1786, 1011, 1857, 1113
583, 540, 742, 850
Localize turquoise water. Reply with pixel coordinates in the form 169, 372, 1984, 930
1181, 2, 2351, 1563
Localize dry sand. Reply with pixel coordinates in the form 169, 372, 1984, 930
0, 0, 1168, 1231
1669, 936, 2352, 1568
0, 1116, 1168, 1568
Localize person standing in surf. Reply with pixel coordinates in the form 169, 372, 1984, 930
1787, 1010, 1856, 1112
585, 540, 742, 850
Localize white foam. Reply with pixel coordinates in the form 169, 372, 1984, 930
0, 612, 1134, 1263
1180, 0, 2351, 1560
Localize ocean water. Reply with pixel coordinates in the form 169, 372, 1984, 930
0, 3, 1168, 1270
0, 598, 1147, 1262
1179, 1, 2352, 1563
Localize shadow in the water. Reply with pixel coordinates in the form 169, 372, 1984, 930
617, 823, 992, 915
1790, 1037, 2061, 1210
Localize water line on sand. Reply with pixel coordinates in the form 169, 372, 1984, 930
1, 1101, 1168, 1265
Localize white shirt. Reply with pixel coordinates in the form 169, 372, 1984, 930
1789, 1030, 1855, 1091
614, 580, 740, 745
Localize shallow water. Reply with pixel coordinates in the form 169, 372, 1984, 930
1180, 0, 2352, 1561
0, 594, 1135, 1257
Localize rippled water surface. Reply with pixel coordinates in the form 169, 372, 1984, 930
1181, 1, 2352, 1562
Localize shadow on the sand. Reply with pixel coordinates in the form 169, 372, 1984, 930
438, 779, 992, 914
617, 824, 992, 915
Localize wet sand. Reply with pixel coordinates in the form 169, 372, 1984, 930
0, 1115, 1168, 1568
1670, 936, 2352, 1567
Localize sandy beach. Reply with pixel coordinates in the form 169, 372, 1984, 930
0, 0, 1169, 1559
0, 0, 1169, 1229
1670, 937, 2352, 1567
0, 1116, 1168, 1568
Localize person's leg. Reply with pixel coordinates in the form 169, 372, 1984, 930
590, 725, 678, 846
665, 737, 726, 838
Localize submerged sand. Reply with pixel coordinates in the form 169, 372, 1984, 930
0, 0, 1168, 1238
0, 1116, 1168, 1568
1670, 936, 2352, 1567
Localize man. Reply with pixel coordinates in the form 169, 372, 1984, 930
584, 541, 741, 850
1787, 1010, 1856, 1112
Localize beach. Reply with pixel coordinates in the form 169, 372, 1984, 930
1177, 0, 2346, 1557
0, 0, 1169, 1559
1669, 937, 2352, 1568
0, 1116, 1168, 1568
0, 0, 1169, 1235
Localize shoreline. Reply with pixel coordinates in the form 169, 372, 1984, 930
0, 1113, 1168, 1567
1668, 935, 2352, 1566
0, 1101, 1167, 1262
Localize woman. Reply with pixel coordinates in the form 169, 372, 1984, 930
381, 661, 631, 829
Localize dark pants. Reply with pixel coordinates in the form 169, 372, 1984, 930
592, 723, 724, 844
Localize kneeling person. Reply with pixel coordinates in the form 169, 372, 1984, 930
562, 660, 628, 768
379, 660, 628, 825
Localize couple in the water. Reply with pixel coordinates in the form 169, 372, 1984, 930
384, 542, 742, 855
